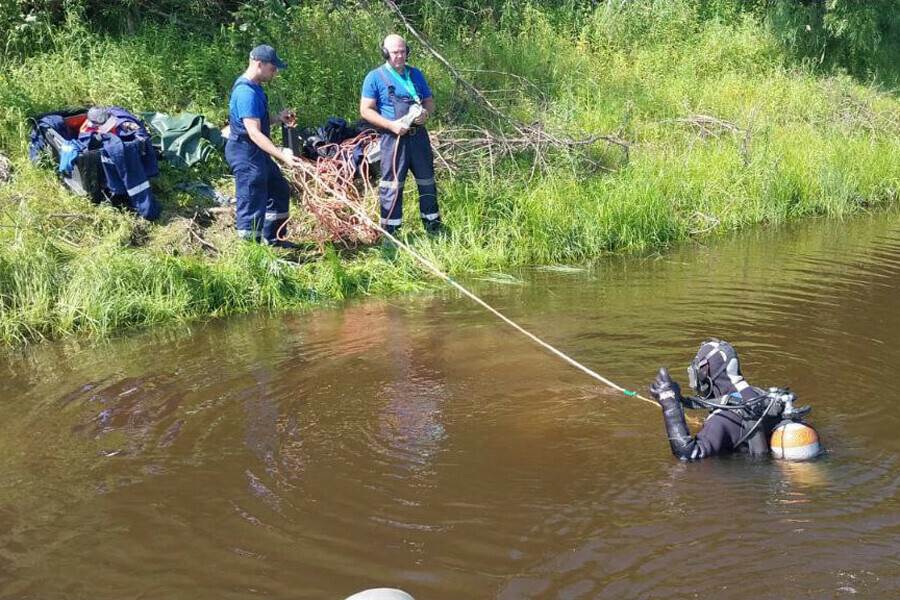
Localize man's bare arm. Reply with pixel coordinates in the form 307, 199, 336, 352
243, 117, 300, 166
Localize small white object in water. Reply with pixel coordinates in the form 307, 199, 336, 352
344, 589, 415, 600
477, 272, 523, 285
535, 265, 586, 274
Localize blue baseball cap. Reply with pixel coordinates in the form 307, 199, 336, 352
250, 44, 287, 70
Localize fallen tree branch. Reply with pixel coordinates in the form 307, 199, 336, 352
456, 68, 551, 105
203, 206, 233, 216
676, 114, 744, 138
0, 153, 11, 185
49, 213, 94, 219
187, 210, 220, 255
429, 126, 628, 175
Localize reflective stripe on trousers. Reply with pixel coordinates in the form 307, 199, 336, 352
379, 128, 440, 233
225, 139, 290, 242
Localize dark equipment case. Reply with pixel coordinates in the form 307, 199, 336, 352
29, 108, 109, 204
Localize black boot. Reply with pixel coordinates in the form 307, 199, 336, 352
423, 219, 445, 236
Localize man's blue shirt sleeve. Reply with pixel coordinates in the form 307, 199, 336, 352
232, 84, 266, 120
361, 71, 380, 100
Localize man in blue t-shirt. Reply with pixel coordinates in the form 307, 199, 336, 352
360, 34, 442, 236
225, 44, 302, 248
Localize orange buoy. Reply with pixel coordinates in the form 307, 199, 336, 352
770, 421, 822, 461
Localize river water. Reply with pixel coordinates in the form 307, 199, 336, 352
1, 213, 899, 599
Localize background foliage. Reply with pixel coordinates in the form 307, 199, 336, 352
1, 0, 899, 345
4, 1, 900, 83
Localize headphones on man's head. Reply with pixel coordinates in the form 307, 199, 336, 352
381, 42, 411, 61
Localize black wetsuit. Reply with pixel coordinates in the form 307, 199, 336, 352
680, 391, 777, 458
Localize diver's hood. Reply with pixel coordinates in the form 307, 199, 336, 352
687, 338, 757, 401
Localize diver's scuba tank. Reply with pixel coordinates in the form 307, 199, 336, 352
767, 388, 823, 461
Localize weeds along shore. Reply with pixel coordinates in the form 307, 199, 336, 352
1, 2, 899, 346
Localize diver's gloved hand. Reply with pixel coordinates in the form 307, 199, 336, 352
649, 367, 682, 409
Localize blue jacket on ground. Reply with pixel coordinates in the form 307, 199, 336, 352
79, 107, 160, 220
98, 132, 160, 221
29, 115, 66, 163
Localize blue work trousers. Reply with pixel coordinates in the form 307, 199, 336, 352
225, 139, 290, 242
379, 128, 440, 233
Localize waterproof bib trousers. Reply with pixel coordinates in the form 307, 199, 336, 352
376, 69, 440, 234
225, 81, 290, 243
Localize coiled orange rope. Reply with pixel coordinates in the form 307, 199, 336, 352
280, 130, 382, 248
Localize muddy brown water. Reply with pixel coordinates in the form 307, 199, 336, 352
1, 214, 899, 599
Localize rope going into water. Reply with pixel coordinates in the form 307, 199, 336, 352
327, 189, 659, 407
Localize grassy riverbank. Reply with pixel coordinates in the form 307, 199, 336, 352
2, 1, 900, 345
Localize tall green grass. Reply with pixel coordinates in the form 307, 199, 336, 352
1, 1, 899, 346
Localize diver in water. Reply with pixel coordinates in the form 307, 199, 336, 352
648, 338, 819, 460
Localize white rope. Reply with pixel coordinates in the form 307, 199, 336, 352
329, 189, 658, 407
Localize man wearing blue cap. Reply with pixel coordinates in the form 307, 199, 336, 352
225, 44, 302, 247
